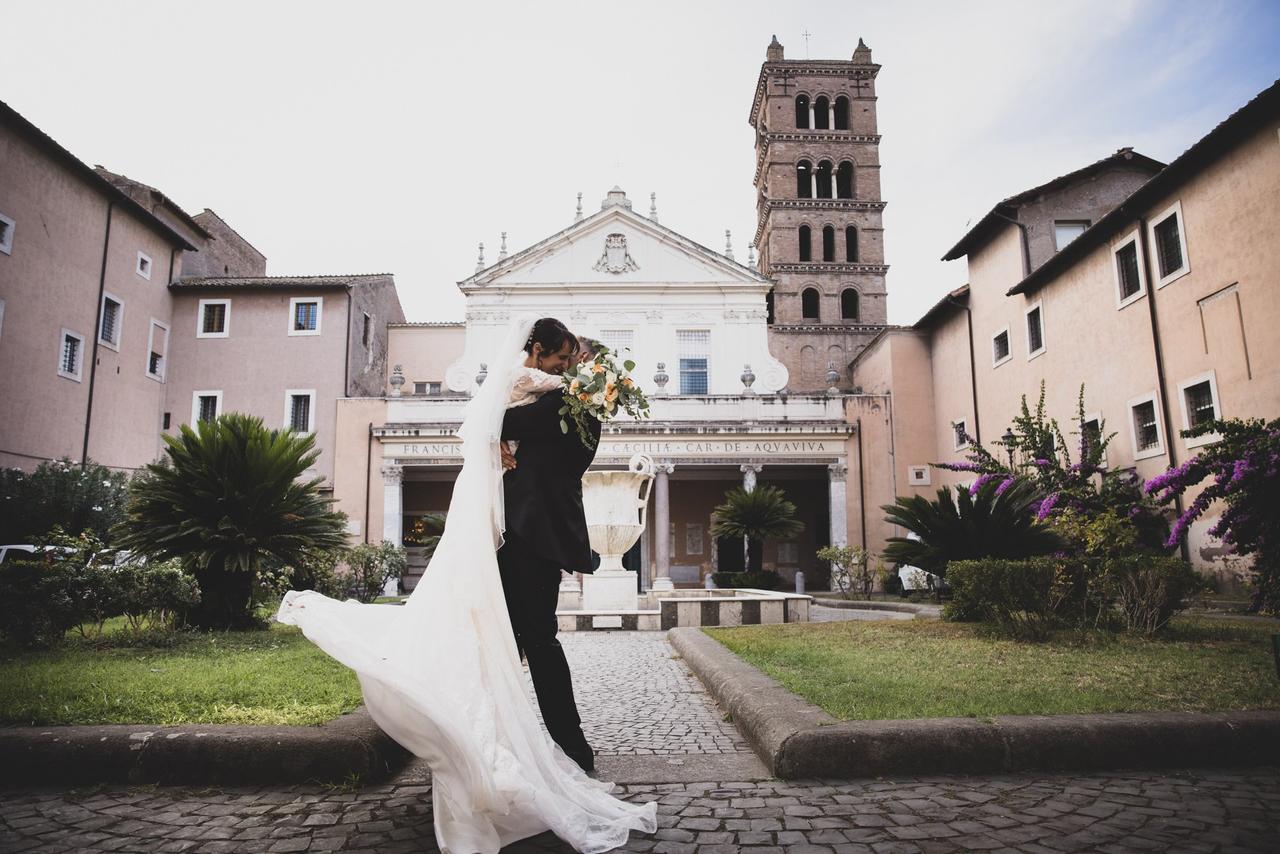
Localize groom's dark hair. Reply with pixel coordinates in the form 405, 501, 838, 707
525, 317, 577, 356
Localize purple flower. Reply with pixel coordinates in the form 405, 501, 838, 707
936, 461, 985, 473
969, 473, 1000, 496
1035, 492, 1059, 521
995, 477, 1016, 497
1032, 458, 1053, 467
1166, 493, 1212, 548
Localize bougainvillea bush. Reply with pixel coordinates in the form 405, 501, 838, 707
1145, 417, 1280, 614
936, 383, 1170, 553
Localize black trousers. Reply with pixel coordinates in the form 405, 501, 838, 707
496, 533, 592, 763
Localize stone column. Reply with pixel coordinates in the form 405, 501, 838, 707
828, 461, 849, 592
381, 463, 404, 597
810, 171, 818, 200
651, 462, 675, 591
808, 103, 816, 130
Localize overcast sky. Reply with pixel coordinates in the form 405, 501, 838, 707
3, 1, 1278, 324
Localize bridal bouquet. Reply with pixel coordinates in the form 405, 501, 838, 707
559, 347, 650, 449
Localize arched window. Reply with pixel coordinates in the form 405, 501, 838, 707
814, 96, 830, 130
845, 226, 858, 262
802, 288, 820, 320
816, 160, 834, 198
795, 95, 810, 129
796, 160, 813, 199
822, 226, 836, 262
833, 96, 850, 130
798, 225, 812, 262
841, 288, 860, 321
835, 161, 854, 199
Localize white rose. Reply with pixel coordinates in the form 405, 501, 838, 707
591, 391, 605, 406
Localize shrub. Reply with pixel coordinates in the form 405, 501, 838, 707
345, 541, 408, 603
945, 558, 1066, 640
115, 559, 201, 635
729, 570, 785, 591
283, 547, 350, 599
0, 558, 80, 647
0, 458, 131, 545
817, 545, 879, 599
1109, 556, 1204, 637
882, 479, 1065, 580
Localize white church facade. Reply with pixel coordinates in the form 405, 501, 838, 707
331, 188, 862, 592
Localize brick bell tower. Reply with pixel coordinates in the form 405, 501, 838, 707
749, 35, 888, 392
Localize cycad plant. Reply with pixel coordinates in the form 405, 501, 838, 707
114, 413, 349, 629
882, 478, 1065, 580
709, 485, 805, 574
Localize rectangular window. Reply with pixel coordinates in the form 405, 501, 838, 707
1053, 220, 1089, 249
136, 251, 152, 280
285, 389, 316, 433
146, 318, 169, 381
99, 293, 123, 349
1082, 413, 1107, 467
1149, 201, 1190, 287
600, 329, 635, 356
413, 382, 428, 395
685, 523, 704, 556
193, 392, 222, 423
952, 419, 968, 451
1026, 304, 1044, 356
429, 382, 442, 395
0, 212, 14, 255
1183, 381, 1215, 428
362, 312, 371, 347
1126, 396, 1167, 458
198, 299, 230, 337
991, 328, 1010, 366
289, 297, 322, 335
777, 541, 800, 564
1115, 241, 1142, 302
162, 412, 171, 430
58, 329, 85, 381
677, 330, 710, 395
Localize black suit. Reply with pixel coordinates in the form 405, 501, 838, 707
497, 390, 601, 770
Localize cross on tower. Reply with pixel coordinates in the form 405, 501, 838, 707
771, 71, 796, 96
801, 29, 812, 58
846, 73, 872, 99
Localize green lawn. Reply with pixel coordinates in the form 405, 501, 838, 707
705, 618, 1280, 721
0, 622, 362, 727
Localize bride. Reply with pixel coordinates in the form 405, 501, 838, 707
276, 315, 658, 853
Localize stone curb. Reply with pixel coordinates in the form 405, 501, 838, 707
811, 598, 941, 617
0, 707, 410, 787
668, 626, 1280, 779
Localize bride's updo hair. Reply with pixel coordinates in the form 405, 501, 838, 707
524, 317, 577, 357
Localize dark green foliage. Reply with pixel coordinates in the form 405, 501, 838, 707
0, 558, 81, 647
881, 479, 1066, 579
709, 486, 805, 574
945, 559, 1062, 640
345, 541, 409, 603
113, 413, 348, 629
0, 458, 130, 544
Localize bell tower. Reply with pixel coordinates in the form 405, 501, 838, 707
749, 35, 889, 392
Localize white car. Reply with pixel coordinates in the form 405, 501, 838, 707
0, 544, 77, 564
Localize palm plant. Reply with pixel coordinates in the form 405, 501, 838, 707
113, 413, 349, 629
882, 478, 1065, 580
709, 485, 805, 575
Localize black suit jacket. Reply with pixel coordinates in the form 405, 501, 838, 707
501, 391, 602, 574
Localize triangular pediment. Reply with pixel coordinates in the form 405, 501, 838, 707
460, 203, 768, 290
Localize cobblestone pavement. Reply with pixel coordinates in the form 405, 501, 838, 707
523, 632, 749, 756
810, 606, 914, 623
3, 767, 1277, 852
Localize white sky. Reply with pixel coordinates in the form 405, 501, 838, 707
3, 0, 1277, 324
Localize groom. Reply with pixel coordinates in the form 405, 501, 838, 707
497, 334, 602, 773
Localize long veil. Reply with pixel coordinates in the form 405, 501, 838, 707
276, 315, 657, 853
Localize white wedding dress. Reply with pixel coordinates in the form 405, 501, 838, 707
276, 316, 657, 853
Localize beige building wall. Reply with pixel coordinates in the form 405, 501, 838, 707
387, 323, 465, 393
333, 397, 393, 543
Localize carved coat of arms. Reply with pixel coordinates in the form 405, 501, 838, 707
593, 233, 639, 274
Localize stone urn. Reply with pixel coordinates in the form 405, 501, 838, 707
581, 454, 654, 611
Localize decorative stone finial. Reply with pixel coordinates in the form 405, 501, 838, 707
498, 232, 508, 261
724, 229, 734, 260
649, 192, 659, 223
766, 34, 784, 62
475, 242, 485, 272
748, 244, 757, 268
741, 363, 757, 396
852, 38, 873, 64
602, 186, 632, 210
826, 361, 841, 394
389, 364, 405, 397
575, 192, 583, 222
476, 363, 488, 387
653, 362, 669, 396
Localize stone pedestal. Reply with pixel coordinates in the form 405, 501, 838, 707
582, 569, 640, 611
